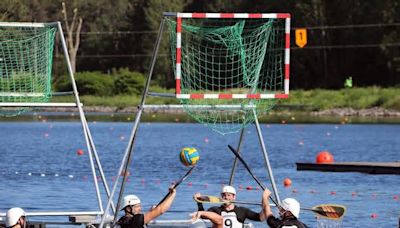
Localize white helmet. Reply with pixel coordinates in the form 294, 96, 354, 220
281, 198, 300, 218
221, 185, 236, 195
122, 194, 141, 209
6, 207, 25, 227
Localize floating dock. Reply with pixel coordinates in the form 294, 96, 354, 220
296, 162, 400, 175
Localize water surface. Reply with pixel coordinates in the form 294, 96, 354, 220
0, 122, 399, 227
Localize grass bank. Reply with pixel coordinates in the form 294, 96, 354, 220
52, 87, 400, 111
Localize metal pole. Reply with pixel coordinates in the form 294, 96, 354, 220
252, 109, 280, 203
57, 22, 104, 213
99, 16, 167, 228
110, 133, 136, 227
83, 121, 116, 213
228, 128, 246, 186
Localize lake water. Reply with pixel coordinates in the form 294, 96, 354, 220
0, 122, 399, 227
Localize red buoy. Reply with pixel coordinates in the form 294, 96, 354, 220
283, 178, 292, 187
76, 149, 84, 156
316, 151, 334, 164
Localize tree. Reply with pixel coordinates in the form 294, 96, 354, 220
71, 0, 131, 72
140, 0, 190, 88
61, 1, 83, 73
0, 1, 30, 21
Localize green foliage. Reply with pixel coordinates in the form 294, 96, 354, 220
0, 72, 46, 92
53, 71, 114, 96
0, 0, 30, 21
141, 0, 188, 88
2, 1, 399, 89
113, 68, 145, 95
385, 95, 400, 110
282, 87, 400, 111
53, 69, 149, 96
51, 85, 400, 112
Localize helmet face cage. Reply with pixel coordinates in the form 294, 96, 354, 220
280, 198, 300, 218
122, 195, 141, 211
221, 186, 236, 195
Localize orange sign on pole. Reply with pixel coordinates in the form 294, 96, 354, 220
295, 28, 307, 48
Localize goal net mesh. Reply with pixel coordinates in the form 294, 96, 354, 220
0, 24, 56, 116
166, 17, 286, 134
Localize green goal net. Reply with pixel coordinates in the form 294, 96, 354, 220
0, 23, 56, 116
166, 14, 290, 134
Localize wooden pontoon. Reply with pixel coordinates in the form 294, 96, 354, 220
296, 162, 400, 175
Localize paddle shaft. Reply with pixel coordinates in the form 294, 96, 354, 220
195, 195, 275, 206
156, 166, 195, 206
227, 145, 281, 208
227, 145, 345, 219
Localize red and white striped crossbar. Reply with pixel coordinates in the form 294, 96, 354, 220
174, 13, 291, 100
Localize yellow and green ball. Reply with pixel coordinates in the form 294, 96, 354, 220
179, 147, 199, 166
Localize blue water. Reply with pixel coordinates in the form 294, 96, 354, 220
0, 122, 399, 227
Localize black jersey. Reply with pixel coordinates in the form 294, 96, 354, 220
117, 214, 145, 228
208, 205, 260, 228
267, 215, 309, 228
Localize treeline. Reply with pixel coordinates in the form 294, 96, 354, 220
1, 0, 399, 89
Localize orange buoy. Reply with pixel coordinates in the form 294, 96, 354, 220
246, 186, 253, 190
316, 151, 334, 164
76, 149, 84, 156
370, 213, 377, 219
283, 178, 292, 188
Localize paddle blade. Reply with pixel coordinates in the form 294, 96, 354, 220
311, 204, 346, 220
194, 195, 225, 204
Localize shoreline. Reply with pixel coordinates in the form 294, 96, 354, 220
34, 106, 400, 117
2, 107, 400, 124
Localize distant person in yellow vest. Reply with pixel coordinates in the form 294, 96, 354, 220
344, 77, 353, 88
5, 207, 26, 228
195, 185, 268, 228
